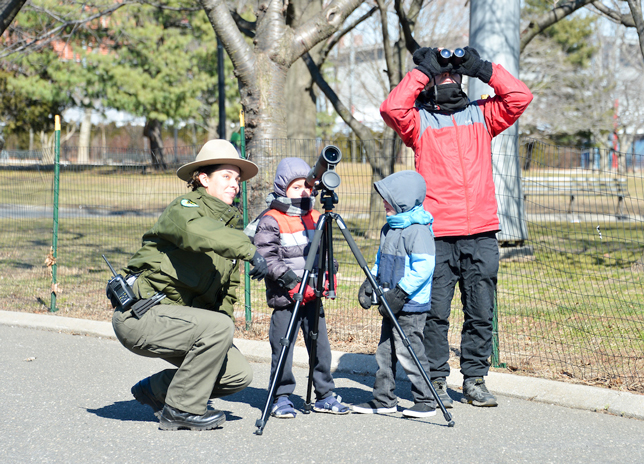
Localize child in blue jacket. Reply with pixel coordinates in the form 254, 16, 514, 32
353, 170, 437, 418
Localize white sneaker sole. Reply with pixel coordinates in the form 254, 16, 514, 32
352, 405, 397, 414
402, 409, 437, 418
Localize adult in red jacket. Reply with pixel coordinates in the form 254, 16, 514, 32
380, 46, 532, 408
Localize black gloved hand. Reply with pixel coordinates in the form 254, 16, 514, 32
277, 269, 301, 290
248, 251, 268, 281
454, 46, 493, 83
378, 285, 408, 318
358, 278, 374, 309
413, 47, 453, 78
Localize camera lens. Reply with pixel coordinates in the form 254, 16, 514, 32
323, 145, 341, 163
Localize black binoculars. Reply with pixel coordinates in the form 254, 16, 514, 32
437, 48, 465, 67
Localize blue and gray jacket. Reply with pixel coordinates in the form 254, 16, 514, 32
371, 171, 435, 313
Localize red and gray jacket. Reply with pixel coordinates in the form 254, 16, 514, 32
254, 208, 320, 309
380, 64, 533, 237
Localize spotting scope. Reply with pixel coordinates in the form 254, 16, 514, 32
305, 145, 342, 191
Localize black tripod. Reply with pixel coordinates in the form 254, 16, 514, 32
254, 189, 455, 435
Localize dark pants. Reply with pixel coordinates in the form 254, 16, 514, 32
374, 312, 435, 408
423, 231, 499, 379
268, 301, 335, 401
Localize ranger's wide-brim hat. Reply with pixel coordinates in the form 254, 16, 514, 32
176, 139, 259, 182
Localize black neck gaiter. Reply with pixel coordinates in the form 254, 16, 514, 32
418, 83, 469, 114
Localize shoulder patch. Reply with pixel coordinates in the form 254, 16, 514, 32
180, 199, 199, 208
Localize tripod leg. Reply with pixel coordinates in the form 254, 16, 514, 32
254, 296, 304, 435
333, 214, 455, 427
254, 215, 328, 435
303, 290, 324, 412
303, 216, 332, 411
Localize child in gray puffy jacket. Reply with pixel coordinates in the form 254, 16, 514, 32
252, 157, 349, 418
352, 170, 437, 418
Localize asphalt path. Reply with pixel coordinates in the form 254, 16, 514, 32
2, 324, 644, 463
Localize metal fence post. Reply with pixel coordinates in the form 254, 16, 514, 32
240, 110, 252, 329
491, 290, 506, 368
49, 115, 61, 312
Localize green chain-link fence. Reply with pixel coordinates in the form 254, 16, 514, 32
1, 136, 643, 392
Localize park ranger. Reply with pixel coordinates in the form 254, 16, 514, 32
111, 139, 268, 431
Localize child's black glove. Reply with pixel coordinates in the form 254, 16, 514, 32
378, 285, 409, 318
249, 251, 268, 280
454, 46, 493, 83
358, 278, 374, 309
277, 269, 300, 290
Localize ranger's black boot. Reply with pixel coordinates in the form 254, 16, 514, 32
159, 405, 226, 431
131, 377, 164, 418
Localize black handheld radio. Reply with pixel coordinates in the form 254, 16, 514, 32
103, 255, 137, 310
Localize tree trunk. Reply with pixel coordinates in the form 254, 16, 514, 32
618, 132, 636, 174
241, 55, 289, 170
207, 117, 218, 141
366, 134, 396, 238
239, 55, 290, 217
0, 0, 28, 36
143, 118, 167, 169
78, 107, 92, 164
286, 58, 318, 152
198, 0, 362, 158
286, 0, 323, 157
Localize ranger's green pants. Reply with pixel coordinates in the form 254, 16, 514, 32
113, 304, 253, 415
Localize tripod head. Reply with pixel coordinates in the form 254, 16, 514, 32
306, 145, 342, 212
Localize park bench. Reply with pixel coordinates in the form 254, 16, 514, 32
522, 176, 629, 217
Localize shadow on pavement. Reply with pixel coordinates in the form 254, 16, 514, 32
220, 386, 269, 411
87, 400, 158, 423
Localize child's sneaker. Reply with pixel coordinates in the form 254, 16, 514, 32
271, 396, 297, 418
352, 399, 397, 414
313, 395, 350, 415
402, 402, 437, 418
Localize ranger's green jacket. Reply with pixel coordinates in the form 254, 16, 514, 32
126, 187, 256, 319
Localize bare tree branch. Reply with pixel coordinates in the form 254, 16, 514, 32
138, 0, 202, 12
289, 0, 364, 65
376, 0, 397, 90
0, 1, 135, 59
394, 0, 419, 53
231, 9, 256, 38
198, 0, 256, 85
520, 0, 595, 53
590, 1, 636, 26
302, 51, 374, 143
318, 6, 376, 67
625, 0, 644, 59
